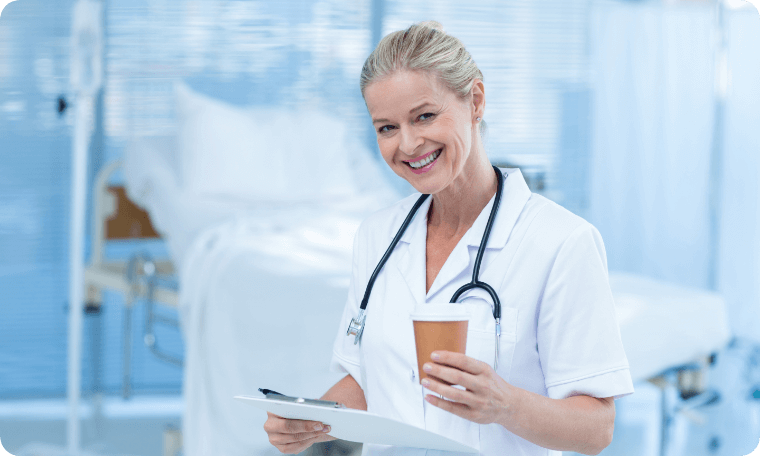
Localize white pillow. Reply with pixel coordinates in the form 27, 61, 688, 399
175, 81, 356, 203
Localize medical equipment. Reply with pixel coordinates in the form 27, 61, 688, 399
126, 252, 183, 368
634, 339, 760, 456
348, 165, 505, 370
607, 272, 733, 456
68, 3, 104, 454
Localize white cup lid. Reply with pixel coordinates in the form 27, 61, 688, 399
409, 303, 470, 321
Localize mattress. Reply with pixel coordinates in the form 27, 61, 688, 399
610, 272, 732, 382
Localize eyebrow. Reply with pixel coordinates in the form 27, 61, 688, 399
372, 102, 435, 124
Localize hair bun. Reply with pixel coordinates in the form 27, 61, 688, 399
417, 20, 445, 34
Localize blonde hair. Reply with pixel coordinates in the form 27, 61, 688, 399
360, 21, 486, 132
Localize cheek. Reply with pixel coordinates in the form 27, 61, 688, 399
377, 137, 397, 166
437, 119, 469, 157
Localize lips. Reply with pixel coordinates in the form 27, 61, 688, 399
406, 148, 442, 169
406, 148, 442, 175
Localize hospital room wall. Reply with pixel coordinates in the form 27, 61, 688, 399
588, 3, 760, 343
0, 0, 76, 398
589, 2, 714, 289
718, 11, 760, 344
3, 0, 759, 399
0, 0, 184, 399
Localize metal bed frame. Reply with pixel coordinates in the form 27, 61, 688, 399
83, 160, 183, 399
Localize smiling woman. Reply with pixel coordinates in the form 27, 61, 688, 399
363, 22, 487, 188
365, 69, 489, 199
263, 21, 634, 456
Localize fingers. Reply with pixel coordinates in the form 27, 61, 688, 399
423, 362, 482, 393
268, 426, 332, 446
264, 413, 333, 453
431, 351, 489, 376
421, 375, 476, 405
264, 412, 329, 434
276, 432, 332, 454
422, 374, 478, 422
424, 393, 471, 417
284, 417, 329, 433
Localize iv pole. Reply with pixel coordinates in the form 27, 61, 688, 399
67, 1, 103, 454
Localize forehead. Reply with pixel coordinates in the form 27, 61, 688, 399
364, 70, 454, 118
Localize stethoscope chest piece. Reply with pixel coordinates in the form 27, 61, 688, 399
347, 309, 366, 345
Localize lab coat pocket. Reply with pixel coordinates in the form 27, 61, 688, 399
462, 299, 518, 380
462, 299, 496, 369
496, 306, 518, 382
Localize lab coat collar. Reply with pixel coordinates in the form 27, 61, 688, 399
395, 195, 433, 305
464, 167, 532, 249
398, 167, 532, 250
394, 168, 532, 303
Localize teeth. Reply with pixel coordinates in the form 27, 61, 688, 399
409, 149, 441, 169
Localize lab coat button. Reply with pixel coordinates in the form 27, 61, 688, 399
411, 369, 416, 381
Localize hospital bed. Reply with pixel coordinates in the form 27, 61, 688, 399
84, 160, 183, 400
117, 81, 399, 456
609, 273, 732, 456
113, 81, 732, 456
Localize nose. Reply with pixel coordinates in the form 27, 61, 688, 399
398, 126, 423, 157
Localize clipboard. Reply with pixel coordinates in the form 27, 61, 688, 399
235, 394, 479, 453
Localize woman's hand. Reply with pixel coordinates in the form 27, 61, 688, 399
423, 351, 617, 454
263, 412, 335, 454
421, 350, 519, 425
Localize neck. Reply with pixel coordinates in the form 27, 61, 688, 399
427, 140, 497, 234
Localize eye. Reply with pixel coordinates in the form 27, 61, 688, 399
418, 112, 436, 122
378, 125, 395, 133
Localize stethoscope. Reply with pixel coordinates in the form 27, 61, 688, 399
347, 165, 505, 370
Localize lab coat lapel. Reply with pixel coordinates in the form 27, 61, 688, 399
394, 196, 431, 305
476, 168, 533, 287
428, 169, 532, 300
393, 169, 532, 304
425, 239, 471, 301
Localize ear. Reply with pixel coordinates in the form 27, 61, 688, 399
470, 79, 485, 122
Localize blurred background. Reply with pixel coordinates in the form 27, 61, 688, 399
0, 0, 759, 455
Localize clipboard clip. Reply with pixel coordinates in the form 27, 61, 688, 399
258, 388, 346, 409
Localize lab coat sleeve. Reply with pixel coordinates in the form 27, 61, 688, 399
537, 223, 634, 401
329, 221, 366, 388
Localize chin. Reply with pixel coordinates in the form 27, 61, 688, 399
404, 174, 445, 195
390, 159, 448, 194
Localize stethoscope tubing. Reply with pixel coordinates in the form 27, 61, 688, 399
348, 165, 505, 370
449, 165, 504, 323
359, 193, 431, 311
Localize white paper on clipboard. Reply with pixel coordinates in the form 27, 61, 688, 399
234, 395, 479, 453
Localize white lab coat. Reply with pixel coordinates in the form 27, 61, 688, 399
331, 168, 634, 456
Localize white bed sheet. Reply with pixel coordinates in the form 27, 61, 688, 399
124, 133, 400, 455
123, 135, 397, 269
179, 224, 354, 455
610, 272, 732, 383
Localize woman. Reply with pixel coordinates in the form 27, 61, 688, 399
263, 21, 634, 455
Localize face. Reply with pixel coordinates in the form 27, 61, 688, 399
364, 70, 483, 195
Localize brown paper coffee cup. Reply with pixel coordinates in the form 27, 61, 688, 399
410, 304, 470, 385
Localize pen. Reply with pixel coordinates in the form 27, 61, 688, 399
257, 388, 345, 409
259, 388, 284, 396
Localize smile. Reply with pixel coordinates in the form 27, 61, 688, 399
406, 149, 442, 170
